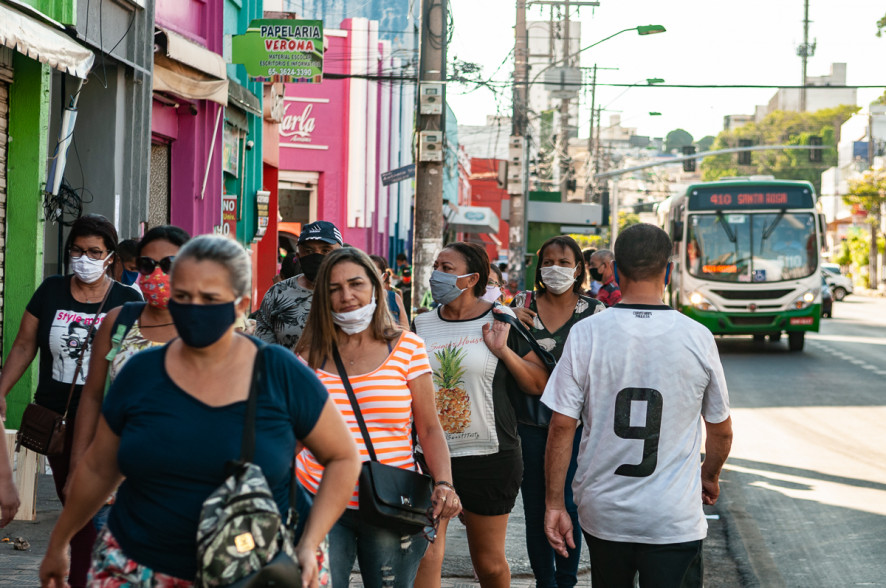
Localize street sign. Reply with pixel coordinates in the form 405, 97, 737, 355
254, 191, 270, 242
232, 20, 323, 83
381, 164, 416, 186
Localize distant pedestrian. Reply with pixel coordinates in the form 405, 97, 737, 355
510, 236, 604, 588
295, 247, 460, 588
0, 214, 142, 588
588, 249, 621, 306
39, 235, 360, 587
370, 254, 410, 329
413, 242, 549, 588
255, 220, 343, 348
483, 264, 505, 303
542, 224, 733, 588
581, 248, 601, 296
112, 239, 140, 287
394, 252, 413, 319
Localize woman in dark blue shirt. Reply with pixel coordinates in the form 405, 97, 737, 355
40, 235, 360, 587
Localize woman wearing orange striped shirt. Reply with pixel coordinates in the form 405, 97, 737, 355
294, 248, 460, 588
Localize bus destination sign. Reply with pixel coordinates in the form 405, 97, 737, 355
688, 187, 813, 211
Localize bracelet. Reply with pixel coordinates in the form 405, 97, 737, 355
434, 480, 455, 492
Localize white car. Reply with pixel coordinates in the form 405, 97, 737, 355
821, 263, 854, 301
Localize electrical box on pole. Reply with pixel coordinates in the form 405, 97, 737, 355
682, 145, 696, 172
419, 82, 444, 114
507, 136, 524, 195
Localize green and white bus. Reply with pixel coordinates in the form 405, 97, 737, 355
657, 177, 825, 351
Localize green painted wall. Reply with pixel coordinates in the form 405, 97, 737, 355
4, 54, 50, 429
17, 0, 76, 25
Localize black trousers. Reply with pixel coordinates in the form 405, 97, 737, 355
582, 531, 703, 588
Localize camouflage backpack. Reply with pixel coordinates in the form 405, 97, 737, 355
194, 347, 301, 588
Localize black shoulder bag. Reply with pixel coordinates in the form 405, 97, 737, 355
332, 346, 434, 536
492, 305, 558, 428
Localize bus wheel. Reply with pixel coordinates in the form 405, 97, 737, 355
788, 331, 805, 351
769, 332, 782, 343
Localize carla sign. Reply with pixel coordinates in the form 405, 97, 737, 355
279, 99, 330, 150
232, 19, 323, 83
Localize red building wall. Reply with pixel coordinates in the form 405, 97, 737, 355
468, 158, 509, 264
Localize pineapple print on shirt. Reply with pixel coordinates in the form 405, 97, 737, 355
432, 344, 471, 433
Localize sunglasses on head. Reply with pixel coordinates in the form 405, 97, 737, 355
137, 256, 175, 276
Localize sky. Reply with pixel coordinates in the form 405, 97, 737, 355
446, 0, 886, 142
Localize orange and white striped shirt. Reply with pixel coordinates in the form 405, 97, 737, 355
296, 331, 432, 508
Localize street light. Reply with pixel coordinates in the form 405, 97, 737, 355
529, 25, 667, 86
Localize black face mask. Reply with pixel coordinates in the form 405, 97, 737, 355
589, 267, 604, 282
299, 253, 325, 282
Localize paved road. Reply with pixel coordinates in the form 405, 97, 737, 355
713, 295, 886, 587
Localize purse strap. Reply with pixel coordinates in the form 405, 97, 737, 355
332, 345, 379, 463
235, 341, 299, 527
492, 306, 557, 372
63, 282, 114, 419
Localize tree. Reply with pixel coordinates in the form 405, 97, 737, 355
618, 211, 641, 232
844, 168, 886, 286
700, 105, 859, 194
877, 12, 886, 36
695, 135, 715, 152
665, 129, 694, 153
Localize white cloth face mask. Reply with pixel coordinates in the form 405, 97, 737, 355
540, 264, 577, 294
332, 294, 377, 334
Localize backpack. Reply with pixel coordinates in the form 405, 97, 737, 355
194, 346, 302, 588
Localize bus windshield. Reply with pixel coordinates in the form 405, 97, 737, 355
686, 212, 818, 283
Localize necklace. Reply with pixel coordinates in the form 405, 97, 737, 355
140, 322, 175, 328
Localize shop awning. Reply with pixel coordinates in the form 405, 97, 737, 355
0, 4, 94, 79
228, 78, 261, 117
446, 206, 499, 234
153, 27, 228, 106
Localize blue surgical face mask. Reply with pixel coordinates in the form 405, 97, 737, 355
168, 298, 242, 349
429, 270, 474, 306
121, 269, 140, 286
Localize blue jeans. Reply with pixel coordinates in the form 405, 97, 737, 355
299, 484, 428, 588
519, 423, 583, 588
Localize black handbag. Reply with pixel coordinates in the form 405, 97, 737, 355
492, 304, 558, 427
16, 286, 111, 457
332, 346, 434, 536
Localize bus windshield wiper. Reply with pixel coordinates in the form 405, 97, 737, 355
715, 212, 737, 244
761, 211, 785, 241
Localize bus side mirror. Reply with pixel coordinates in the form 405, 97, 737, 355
818, 214, 827, 250
672, 220, 684, 242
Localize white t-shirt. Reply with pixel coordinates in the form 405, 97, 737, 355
541, 304, 730, 544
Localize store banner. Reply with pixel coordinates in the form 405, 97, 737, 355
232, 20, 323, 83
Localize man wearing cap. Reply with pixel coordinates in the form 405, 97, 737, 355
255, 220, 343, 348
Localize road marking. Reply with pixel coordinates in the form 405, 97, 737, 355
808, 340, 886, 374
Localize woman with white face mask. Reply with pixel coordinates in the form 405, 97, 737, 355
0, 214, 142, 588
295, 247, 458, 588
510, 235, 605, 588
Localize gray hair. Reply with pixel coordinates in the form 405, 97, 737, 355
592, 249, 614, 264
171, 235, 252, 297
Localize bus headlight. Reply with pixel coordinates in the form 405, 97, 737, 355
689, 291, 718, 311
790, 288, 819, 310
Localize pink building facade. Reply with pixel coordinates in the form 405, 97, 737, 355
277, 18, 411, 258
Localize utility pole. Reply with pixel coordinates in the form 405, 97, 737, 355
798, 0, 814, 112
586, 63, 597, 201
868, 111, 878, 286
510, 0, 528, 288
558, 0, 571, 200
412, 0, 447, 310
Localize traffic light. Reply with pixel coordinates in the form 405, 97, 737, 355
738, 139, 752, 165
682, 145, 696, 172
809, 136, 823, 163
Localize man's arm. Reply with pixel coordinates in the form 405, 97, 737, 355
545, 411, 579, 557
253, 286, 280, 345
701, 416, 733, 505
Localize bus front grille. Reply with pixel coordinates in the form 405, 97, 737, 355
711, 289, 794, 300
729, 315, 776, 326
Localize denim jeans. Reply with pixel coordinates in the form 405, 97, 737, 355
299, 485, 428, 588
518, 423, 583, 588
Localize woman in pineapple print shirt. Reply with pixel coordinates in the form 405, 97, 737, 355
412, 242, 550, 588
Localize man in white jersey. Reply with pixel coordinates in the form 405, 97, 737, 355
541, 223, 733, 587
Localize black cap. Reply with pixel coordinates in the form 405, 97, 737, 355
298, 221, 343, 245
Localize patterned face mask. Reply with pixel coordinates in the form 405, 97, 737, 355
138, 267, 171, 309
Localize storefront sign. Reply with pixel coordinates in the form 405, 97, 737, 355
279, 98, 329, 150
232, 19, 324, 83
222, 125, 240, 177
254, 191, 271, 242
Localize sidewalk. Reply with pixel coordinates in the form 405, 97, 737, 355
1, 474, 736, 587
